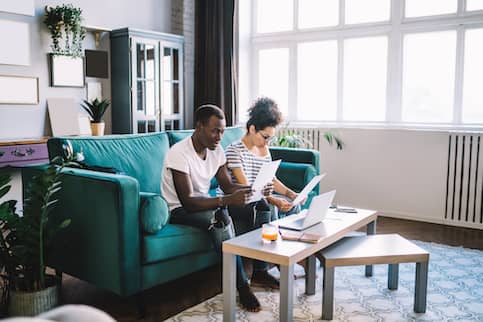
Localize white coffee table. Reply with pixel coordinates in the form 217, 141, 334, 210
222, 208, 378, 322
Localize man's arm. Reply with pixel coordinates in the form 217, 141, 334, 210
172, 168, 250, 212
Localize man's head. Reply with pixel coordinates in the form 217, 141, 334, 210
194, 104, 226, 150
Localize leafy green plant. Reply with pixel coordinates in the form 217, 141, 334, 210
81, 98, 111, 123
0, 154, 78, 315
272, 125, 344, 150
44, 4, 86, 57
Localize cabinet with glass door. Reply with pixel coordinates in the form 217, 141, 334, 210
110, 28, 184, 134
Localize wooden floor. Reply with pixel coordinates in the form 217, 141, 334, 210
58, 216, 482, 322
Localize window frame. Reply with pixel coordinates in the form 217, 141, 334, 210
239, 0, 483, 129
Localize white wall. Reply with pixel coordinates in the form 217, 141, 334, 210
318, 128, 482, 229
0, 0, 172, 140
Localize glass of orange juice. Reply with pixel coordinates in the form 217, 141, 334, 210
262, 223, 279, 243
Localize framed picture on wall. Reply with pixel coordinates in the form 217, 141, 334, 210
0, 75, 39, 104
0, 0, 34, 16
49, 54, 85, 87
0, 20, 30, 66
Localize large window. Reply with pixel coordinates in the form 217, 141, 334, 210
238, 0, 483, 127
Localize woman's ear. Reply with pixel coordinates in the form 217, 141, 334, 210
248, 124, 256, 134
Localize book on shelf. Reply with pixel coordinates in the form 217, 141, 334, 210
280, 230, 322, 243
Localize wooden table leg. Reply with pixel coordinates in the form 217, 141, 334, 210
280, 264, 294, 322
414, 261, 429, 313
388, 263, 399, 290
322, 266, 335, 320
365, 220, 377, 276
305, 255, 317, 295
223, 253, 236, 322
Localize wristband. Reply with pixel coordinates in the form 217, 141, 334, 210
218, 196, 224, 207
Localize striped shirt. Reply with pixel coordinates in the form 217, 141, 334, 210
225, 140, 272, 185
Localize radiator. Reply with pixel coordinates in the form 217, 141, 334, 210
275, 127, 322, 150
445, 133, 483, 227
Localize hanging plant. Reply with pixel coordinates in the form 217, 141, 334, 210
43, 4, 86, 57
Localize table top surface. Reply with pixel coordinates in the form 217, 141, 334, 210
0, 138, 49, 146
321, 234, 429, 260
222, 208, 377, 266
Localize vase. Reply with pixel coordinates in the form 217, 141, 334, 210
90, 122, 105, 136
8, 276, 60, 316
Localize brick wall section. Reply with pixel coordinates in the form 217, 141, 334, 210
172, 0, 195, 128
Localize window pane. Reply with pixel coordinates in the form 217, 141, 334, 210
467, 0, 483, 11
258, 48, 289, 116
402, 31, 456, 123
343, 37, 388, 121
257, 0, 293, 33
298, 0, 338, 29
405, 0, 457, 17
297, 41, 337, 120
345, 0, 390, 24
462, 29, 483, 123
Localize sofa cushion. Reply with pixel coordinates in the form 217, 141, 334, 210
276, 162, 317, 192
167, 129, 193, 146
139, 192, 170, 234
142, 224, 214, 264
48, 133, 170, 194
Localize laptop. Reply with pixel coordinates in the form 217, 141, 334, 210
277, 190, 336, 231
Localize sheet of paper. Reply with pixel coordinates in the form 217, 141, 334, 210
292, 173, 326, 206
247, 159, 281, 203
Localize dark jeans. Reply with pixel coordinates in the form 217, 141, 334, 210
170, 207, 248, 289
228, 202, 275, 272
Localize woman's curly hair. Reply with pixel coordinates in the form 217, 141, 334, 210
246, 97, 283, 131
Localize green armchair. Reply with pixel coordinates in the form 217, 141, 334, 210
22, 127, 320, 303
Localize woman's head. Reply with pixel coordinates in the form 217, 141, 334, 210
245, 97, 283, 146
246, 97, 282, 131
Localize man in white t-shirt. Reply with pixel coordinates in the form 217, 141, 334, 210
161, 104, 262, 312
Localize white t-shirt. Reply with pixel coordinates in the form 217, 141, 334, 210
161, 136, 226, 210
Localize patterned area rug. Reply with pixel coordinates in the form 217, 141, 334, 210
164, 241, 483, 321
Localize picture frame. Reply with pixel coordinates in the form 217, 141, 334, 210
0, 20, 30, 66
0, 75, 39, 105
0, 0, 34, 16
50, 54, 85, 87
47, 98, 82, 136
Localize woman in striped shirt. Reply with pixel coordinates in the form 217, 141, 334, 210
225, 97, 307, 287
226, 97, 301, 216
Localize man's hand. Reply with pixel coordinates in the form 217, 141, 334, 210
226, 187, 253, 205
262, 181, 275, 197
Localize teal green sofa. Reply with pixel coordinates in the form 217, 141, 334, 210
24, 127, 320, 299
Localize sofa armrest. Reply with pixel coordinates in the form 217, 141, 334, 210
22, 166, 141, 296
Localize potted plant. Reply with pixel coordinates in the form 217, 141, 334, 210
43, 4, 86, 57
81, 98, 111, 136
272, 124, 344, 150
0, 148, 79, 317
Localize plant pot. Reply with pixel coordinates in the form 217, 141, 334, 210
90, 122, 105, 136
8, 276, 60, 316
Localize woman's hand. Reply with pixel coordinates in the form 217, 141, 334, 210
271, 196, 293, 212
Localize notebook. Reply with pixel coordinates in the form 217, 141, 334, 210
277, 190, 336, 231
